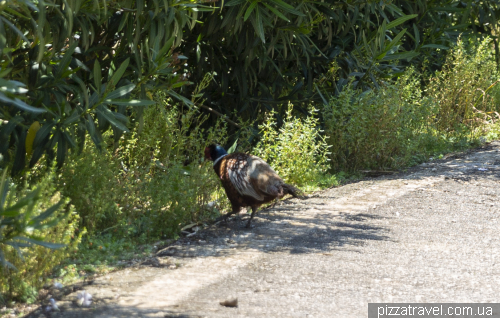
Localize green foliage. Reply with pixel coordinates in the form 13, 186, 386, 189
0, 0, 200, 174
323, 37, 500, 171
116, 99, 230, 238
58, 147, 123, 233
253, 103, 333, 188
324, 67, 429, 170
425, 37, 500, 135
179, 0, 500, 130
3, 0, 500, 175
0, 169, 82, 303
2, 0, 500, 175
59, 95, 229, 236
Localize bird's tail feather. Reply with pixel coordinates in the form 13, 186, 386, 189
282, 183, 305, 199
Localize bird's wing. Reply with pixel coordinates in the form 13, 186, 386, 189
227, 154, 284, 200
227, 154, 265, 201
247, 155, 284, 197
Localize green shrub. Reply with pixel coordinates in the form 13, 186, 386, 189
59, 95, 230, 237
425, 37, 500, 136
59, 147, 123, 233
0, 0, 194, 174
116, 98, 230, 238
323, 37, 500, 171
0, 170, 82, 303
253, 102, 334, 189
323, 67, 433, 170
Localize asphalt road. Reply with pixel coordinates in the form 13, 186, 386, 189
26, 141, 500, 318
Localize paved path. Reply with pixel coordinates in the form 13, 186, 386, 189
29, 142, 500, 318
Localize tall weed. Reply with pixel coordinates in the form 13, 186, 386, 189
116, 99, 229, 238
253, 103, 334, 189
425, 37, 500, 135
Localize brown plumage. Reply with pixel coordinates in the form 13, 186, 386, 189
205, 144, 302, 228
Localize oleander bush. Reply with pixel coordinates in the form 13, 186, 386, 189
0, 169, 82, 303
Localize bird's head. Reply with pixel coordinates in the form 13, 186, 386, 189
204, 144, 227, 161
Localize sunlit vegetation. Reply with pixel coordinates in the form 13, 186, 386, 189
1, 0, 500, 305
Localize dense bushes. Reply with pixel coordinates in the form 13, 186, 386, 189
59, 95, 230, 237
3, 1, 500, 175
2, 0, 500, 306
182, 0, 500, 128
0, 0, 192, 175
323, 37, 500, 171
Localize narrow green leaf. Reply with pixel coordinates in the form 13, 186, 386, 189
93, 60, 101, 94
421, 44, 449, 49
227, 138, 238, 153
97, 106, 129, 132
62, 131, 77, 149
413, 24, 420, 49
1, 189, 40, 217
85, 115, 101, 149
106, 84, 136, 100
69, 74, 89, 109
268, 0, 294, 10
73, 58, 90, 72
57, 42, 78, 77
263, 3, 290, 22
315, 85, 328, 106
103, 99, 156, 106
157, 35, 175, 62
244, 1, 257, 21
109, 58, 130, 88
268, 0, 304, 16
377, 28, 407, 59
0, 93, 45, 113
254, 6, 265, 43
0, 16, 29, 43
168, 90, 193, 106
386, 14, 418, 29
383, 51, 420, 61
63, 110, 80, 125
32, 122, 55, 149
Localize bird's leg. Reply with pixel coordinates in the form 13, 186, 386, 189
269, 198, 280, 209
215, 206, 241, 224
245, 206, 258, 228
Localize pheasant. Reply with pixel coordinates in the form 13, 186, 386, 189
204, 144, 302, 228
